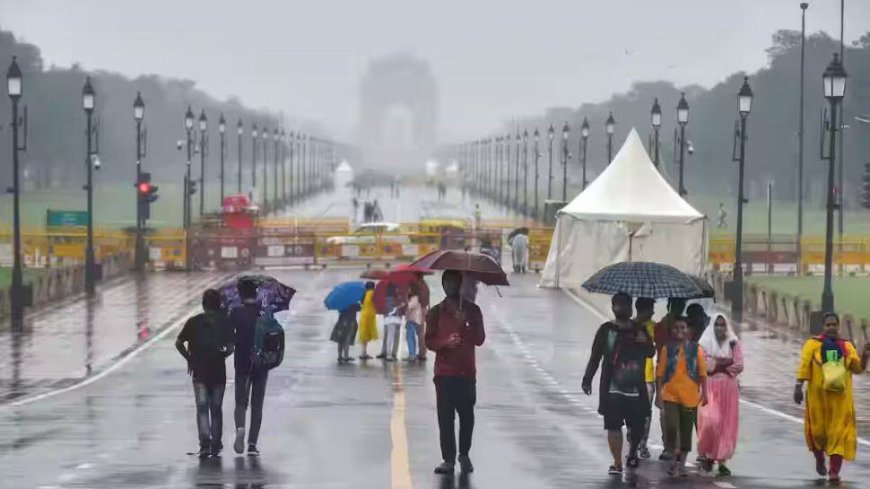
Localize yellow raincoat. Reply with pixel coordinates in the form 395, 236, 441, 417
358, 290, 379, 344
797, 337, 863, 460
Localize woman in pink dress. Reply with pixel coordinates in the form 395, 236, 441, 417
697, 314, 743, 476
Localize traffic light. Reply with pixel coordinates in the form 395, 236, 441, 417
137, 172, 159, 220
862, 163, 870, 209
187, 179, 197, 196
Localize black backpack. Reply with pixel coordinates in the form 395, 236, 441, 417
252, 313, 285, 370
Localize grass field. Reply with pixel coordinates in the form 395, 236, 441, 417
747, 275, 870, 321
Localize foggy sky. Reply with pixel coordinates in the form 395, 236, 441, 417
0, 0, 865, 141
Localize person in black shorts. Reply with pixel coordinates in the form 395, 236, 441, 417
582, 292, 655, 475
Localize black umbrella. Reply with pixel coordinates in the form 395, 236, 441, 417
582, 262, 704, 299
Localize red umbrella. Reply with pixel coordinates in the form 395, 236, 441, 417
393, 264, 433, 275
373, 280, 410, 314
360, 269, 420, 284
411, 250, 509, 286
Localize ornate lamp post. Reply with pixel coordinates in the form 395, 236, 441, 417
218, 114, 226, 203
82, 77, 97, 296
676, 92, 690, 195
580, 117, 589, 190
605, 112, 615, 164
236, 119, 243, 193
251, 123, 258, 194
534, 128, 541, 218
133, 92, 146, 272
561, 121, 570, 201
547, 123, 554, 199
731, 76, 754, 323
650, 98, 662, 167
184, 107, 194, 270
198, 110, 207, 216
820, 54, 848, 314
7, 57, 26, 326
522, 130, 529, 215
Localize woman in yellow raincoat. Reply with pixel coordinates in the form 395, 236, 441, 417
358, 282, 379, 360
794, 312, 870, 482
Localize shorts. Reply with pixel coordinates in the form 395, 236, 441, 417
603, 397, 647, 432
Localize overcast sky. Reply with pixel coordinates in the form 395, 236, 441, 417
0, 0, 866, 140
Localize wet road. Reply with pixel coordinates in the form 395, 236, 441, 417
2, 268, 870, 488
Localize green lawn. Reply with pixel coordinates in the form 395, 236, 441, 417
0, 267, 48, 288
747, 275, 870, 320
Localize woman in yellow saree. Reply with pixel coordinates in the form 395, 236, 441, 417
794, 312, 870, 482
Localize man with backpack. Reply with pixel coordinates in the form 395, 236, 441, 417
230, 278, 284, 456
175, 289, 234, 458
582, 292, 655, 475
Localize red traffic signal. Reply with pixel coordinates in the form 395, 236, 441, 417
138, 182, 152, 194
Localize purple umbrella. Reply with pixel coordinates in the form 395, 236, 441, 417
220, 274, 296, 312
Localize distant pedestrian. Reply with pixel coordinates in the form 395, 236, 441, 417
794, 312, 870, 483
364, 202, 373, 223
377, 283, 404, 361
717, 203, 727, 228
331, 303, 360, 364
229, 278, 270, 456
582, 292, 655, 476
175, 289, 234, 458
634, 297, 657, 460
656, 317, 708, 477
357, 282, 379, 360
510, 233, 529, 273
697, 315, 743, 476
405, 288, 424, 361
426, 270, 486, 475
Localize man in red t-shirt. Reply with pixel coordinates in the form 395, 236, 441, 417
425, 270, 485, 475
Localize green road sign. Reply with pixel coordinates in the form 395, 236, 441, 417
46, 209, 89, 227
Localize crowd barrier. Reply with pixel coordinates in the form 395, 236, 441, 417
709, 234, 870, 274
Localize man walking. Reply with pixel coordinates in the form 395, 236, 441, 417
582, 292, 655, 475
426, 270, 485, 475
176, 289, 234, 458
229, 278, 269, 456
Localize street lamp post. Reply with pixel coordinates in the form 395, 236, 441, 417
547, 124, 554, 199
605, 112, 615, 164
7, 56, 26, 327
732, 76, 754, 323
261, 128, 269, 211
821, 54, 848, 314
562, 122, 570, 201
184, 107, 194, 270
651, 99, 662, 167
198, 110, 207, 216
133, 92, 145, 272
281, 130, 287, 205
534, 128, 541, 219
273, 128, 279, 211
797, 2, 808, 272
677, 92, 689, 196
514, 131, 520, 212
251, 124, 258, 196
522, 131, 529, 215
580, 117, 589, 190
218, 114, 226, 204
82, 77, 97, 296
236, 119, 243, 193
289, 131, 295, 202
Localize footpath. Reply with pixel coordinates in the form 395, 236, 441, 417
0, 271, 229, 405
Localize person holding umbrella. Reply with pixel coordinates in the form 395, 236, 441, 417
324, 281, 368, 364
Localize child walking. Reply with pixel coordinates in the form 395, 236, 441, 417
656, 316, 708, 477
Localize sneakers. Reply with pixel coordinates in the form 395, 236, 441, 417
434, 461, 455, 474
376, 353, 386, 359
458, 455, 474, 474
210, 443, 223, 457
638, 445, 650, 459
198, 445, 211, 459
607, 465, 623, 475
717, 463, 732, 477
626, 453, 639, 469
234, 427, 246, 454
247, 444, 260, 457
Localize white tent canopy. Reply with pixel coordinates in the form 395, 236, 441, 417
540, 128, 707, 289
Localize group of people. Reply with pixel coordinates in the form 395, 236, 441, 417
331, 270, 486, 474
174, 279, 275, 459
583, 294, 744, 478
584, 293, 870, 482
330, 279, 430, 364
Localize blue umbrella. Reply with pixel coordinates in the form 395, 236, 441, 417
324, 281, 367, 311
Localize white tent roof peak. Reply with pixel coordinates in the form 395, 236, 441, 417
559, 127, 703, 223
335, 160, 353, 173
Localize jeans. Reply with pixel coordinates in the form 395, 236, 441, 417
235, 369, 269, 446
435, 376, 476, 463
193, 382, 225, 450
406, 321, 419, 358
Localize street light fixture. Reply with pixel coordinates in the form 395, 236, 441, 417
7, 56, 26, 327
237, 119, 243, 193
218, 113, 226, 204
133, 91, 146, 272
605, 112, 615, 164
534, 128, 541, 219
547, 123, 554, 200
731, 76, 753, 323
183, 106, 194, 270
580, 117, 589, 190
820, 53, 847, 314
676, 92, 690, 196
522, 130, 529, 215
198, 110, 207, 216
514, 131, 521, 212
82, 77, 97, 296
651, 98, 661, 167
562, 121, 570, 201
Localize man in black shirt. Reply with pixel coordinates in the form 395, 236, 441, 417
582, 292, 655, 475
229, 278, 268, 456
176, 289, 234, 458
